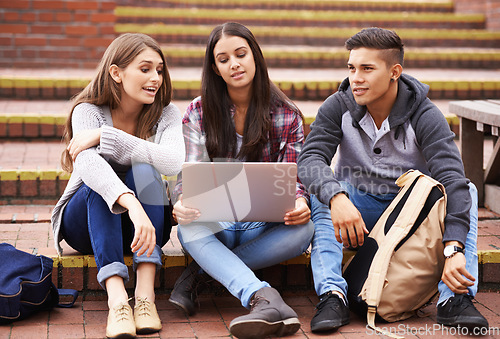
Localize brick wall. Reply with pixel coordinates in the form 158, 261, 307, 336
0, 0, 117, 69
486, 0, 500, 31
454, 0, 500, 30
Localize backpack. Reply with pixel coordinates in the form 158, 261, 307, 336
0, 243, 78, 324
343, 170, 446, 337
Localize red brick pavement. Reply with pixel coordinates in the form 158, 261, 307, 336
0, 204, 498, 338
0, 292, 499, 338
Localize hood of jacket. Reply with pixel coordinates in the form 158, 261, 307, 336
337, 73, 430, 130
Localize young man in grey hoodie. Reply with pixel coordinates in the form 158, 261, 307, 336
297, 27, 489, 333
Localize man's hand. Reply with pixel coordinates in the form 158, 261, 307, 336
442, 242, 474, 294
330, 193, 368, 248
284, 197, 311, 225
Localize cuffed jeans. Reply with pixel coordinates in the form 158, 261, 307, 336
310, 181, 479, 305
178, 219, 314, 308
61, 163, 171, 288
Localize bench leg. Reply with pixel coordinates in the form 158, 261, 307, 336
460, 117, 484, 206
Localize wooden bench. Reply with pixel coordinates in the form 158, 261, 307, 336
449, 100, 500, 213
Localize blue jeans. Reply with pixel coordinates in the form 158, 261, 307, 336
61, 163, 171, 288
178, 219, 314, 308
310, 181, 479, 305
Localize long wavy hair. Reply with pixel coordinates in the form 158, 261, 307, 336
61, 33, 172, 172
201, 22, 301, 161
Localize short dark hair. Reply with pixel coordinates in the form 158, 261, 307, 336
345, 27, 404, 67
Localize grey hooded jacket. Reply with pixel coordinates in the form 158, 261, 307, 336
298, 73, 471, 245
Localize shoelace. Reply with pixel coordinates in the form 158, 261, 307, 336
249, 296, 269, 311
113, 303, 132, 322
449, 294, 474, 313
135, 297, 151, 317
315, 293, 341, 311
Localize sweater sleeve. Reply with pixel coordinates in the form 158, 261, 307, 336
71, 103, 133, 214
413, 99, 471, 246
97, 104, 185, 176
297, 95, 346, 206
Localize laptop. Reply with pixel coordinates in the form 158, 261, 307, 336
181, 162, 297, 222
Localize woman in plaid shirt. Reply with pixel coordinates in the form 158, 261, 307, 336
169, 22, 314, 338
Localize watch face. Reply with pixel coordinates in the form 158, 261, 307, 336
444, 246, 455, 257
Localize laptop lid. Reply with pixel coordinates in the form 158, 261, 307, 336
182, 162, 297, 222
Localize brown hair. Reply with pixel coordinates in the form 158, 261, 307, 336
345, 27, 404, 67
61, 33, 172, 172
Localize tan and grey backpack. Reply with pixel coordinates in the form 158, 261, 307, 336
343, 170, 447, 338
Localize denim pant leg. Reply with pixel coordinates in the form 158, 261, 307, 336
125, 163, 168, 270
309, 183, 395, 297
310, 195, 347, 297
179, 220, 313, 308
438, 182, 479, 304
178, 222, 269, 308
229, 220, 314, 271
61, 184, 129, 288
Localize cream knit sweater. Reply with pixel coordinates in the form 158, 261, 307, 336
51, 102, 185, 254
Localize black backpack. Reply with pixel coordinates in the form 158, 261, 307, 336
0, 243, 78, 323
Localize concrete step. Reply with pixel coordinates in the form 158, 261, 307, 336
1, 206, 498, 292
1, 68, 499, 101
116, 6, 485, 30
117, 0, 455, 13
162, 45, 500, 69
115, 24, 500, 48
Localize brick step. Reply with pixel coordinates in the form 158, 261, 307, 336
116, 7, 485, 30
1, 68, 500, 101
0, 100, 459, 140
162, 45, 500, 69
1, 215, 499, 292
116, 0, 455, 13
115, 24, 500, 48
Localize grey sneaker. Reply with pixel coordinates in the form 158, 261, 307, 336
168, 261, 211, 316
229, 287, 301, 338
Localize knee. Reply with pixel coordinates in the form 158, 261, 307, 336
467, 182, 478, 198
302, 220, 315, 239
128, 163, 161, 180
310, 195, 331, 223
299, 221, 315, 251
176, 224, 204, 250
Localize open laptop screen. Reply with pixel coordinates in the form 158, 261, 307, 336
182, 162, 296, 222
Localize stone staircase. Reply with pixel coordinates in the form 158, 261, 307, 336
0, 0, 499, 295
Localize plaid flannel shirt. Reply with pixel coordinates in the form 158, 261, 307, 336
172, 96, 309, 203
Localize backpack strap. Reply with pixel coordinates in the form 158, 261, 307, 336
367, 307, 405, 339
56, 289, 79, 308
395, 169, 441, 189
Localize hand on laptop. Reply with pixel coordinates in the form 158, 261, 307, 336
284, 197, 311, 225
173, 195, 201, 225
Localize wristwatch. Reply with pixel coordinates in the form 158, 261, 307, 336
444, 245, 464, 259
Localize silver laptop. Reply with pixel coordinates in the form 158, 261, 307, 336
182, 162, 297, 222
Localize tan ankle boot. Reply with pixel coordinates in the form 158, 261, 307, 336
134, 297, 162, 334
106, 303, 136, 338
